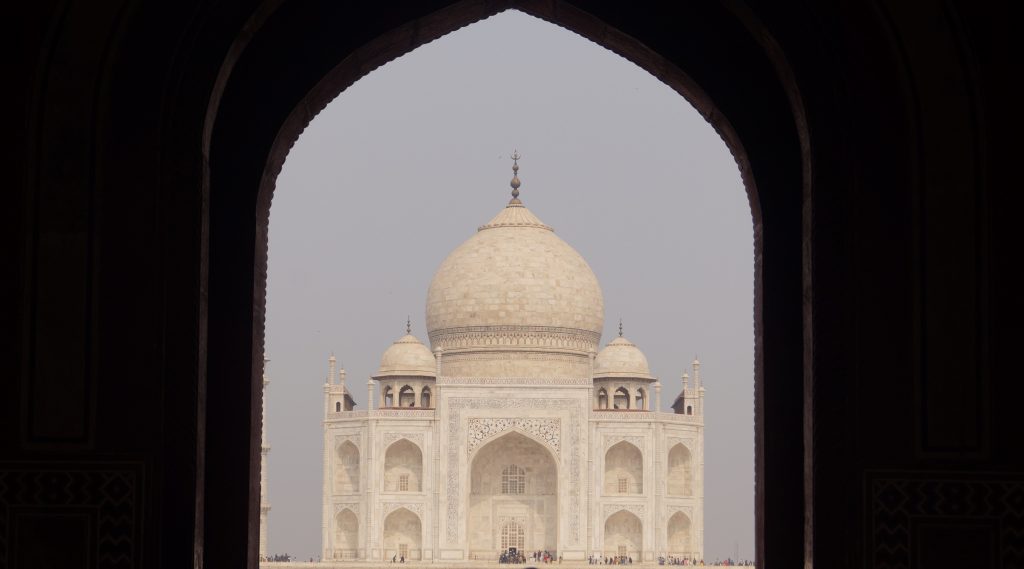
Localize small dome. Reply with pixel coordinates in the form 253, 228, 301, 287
594, 336, 654, 380
375, 334, 436, 378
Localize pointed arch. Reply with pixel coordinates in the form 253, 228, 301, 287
668, 443, 693, 496
469, 431, 557, 556
614, 387, 630, 409
333, 508, 359, 559
597, 387, 608, 409
384, 438, 423, 492
398, 385, 415, 407
202, 0, 814, 563
604, 509, 642, 560
605, 440, 643, 494
334, 440, 360, 493
666, 511, 692, 557
382, 507, 422, 561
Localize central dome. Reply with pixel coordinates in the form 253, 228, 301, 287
426, 166, 603, 372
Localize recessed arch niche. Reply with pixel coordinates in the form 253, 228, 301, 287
382, 507, 422, 561
469, 431, 557, 557
334, 440, 360, 494
605, 441, 643, 494
383, 439, 423, 492
333, 508, 359, 559
667, 443, 693, 496
604, 510, 643, 559
666, 511, 692, 557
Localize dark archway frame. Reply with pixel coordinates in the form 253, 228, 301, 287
203, 1, 808, 566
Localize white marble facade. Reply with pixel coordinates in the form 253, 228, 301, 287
320, 162, 705, 563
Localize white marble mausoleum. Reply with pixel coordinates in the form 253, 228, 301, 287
317, 159, 705, 563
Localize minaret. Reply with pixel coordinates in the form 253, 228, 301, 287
259, 355, 271, 560
693, 357, 704, 415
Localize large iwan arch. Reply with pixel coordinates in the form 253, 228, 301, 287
469, 431, 558, 558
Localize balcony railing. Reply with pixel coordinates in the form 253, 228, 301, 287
591, 410, 703, 424
326, 409, 436, 420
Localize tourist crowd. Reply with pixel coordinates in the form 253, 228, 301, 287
588, 555, 633, 564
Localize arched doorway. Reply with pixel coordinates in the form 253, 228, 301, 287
382, 507, 422, 561
666, 511, 692, 558
604, 510, 642, 561
500, 521, 525, 552
333, 508, 359, 559
469, 431, 557, 558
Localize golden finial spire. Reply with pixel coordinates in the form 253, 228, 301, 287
618, 318, 623, 337
406, 316, 411, 335
509, 150, 522, 204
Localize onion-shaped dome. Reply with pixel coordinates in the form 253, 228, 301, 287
426, 202, 603, 355
594, 336, 654, 380
374, 333, 436, 378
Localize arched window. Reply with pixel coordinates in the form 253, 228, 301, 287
614, 387, 630, 409
597, 388, 608, 409
635, 388, 646, 410
501, 465, 525, 495
686, 405, 692, 415
501, 522, 525, 551
420, 387, 431, 408
399, 385, 415, 407
383, 385, 394, 408
335, 401, 341, 412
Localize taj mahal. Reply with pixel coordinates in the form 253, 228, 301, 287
265, 157, 706, 564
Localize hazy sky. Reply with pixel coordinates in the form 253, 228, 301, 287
265, 10, 753, 561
